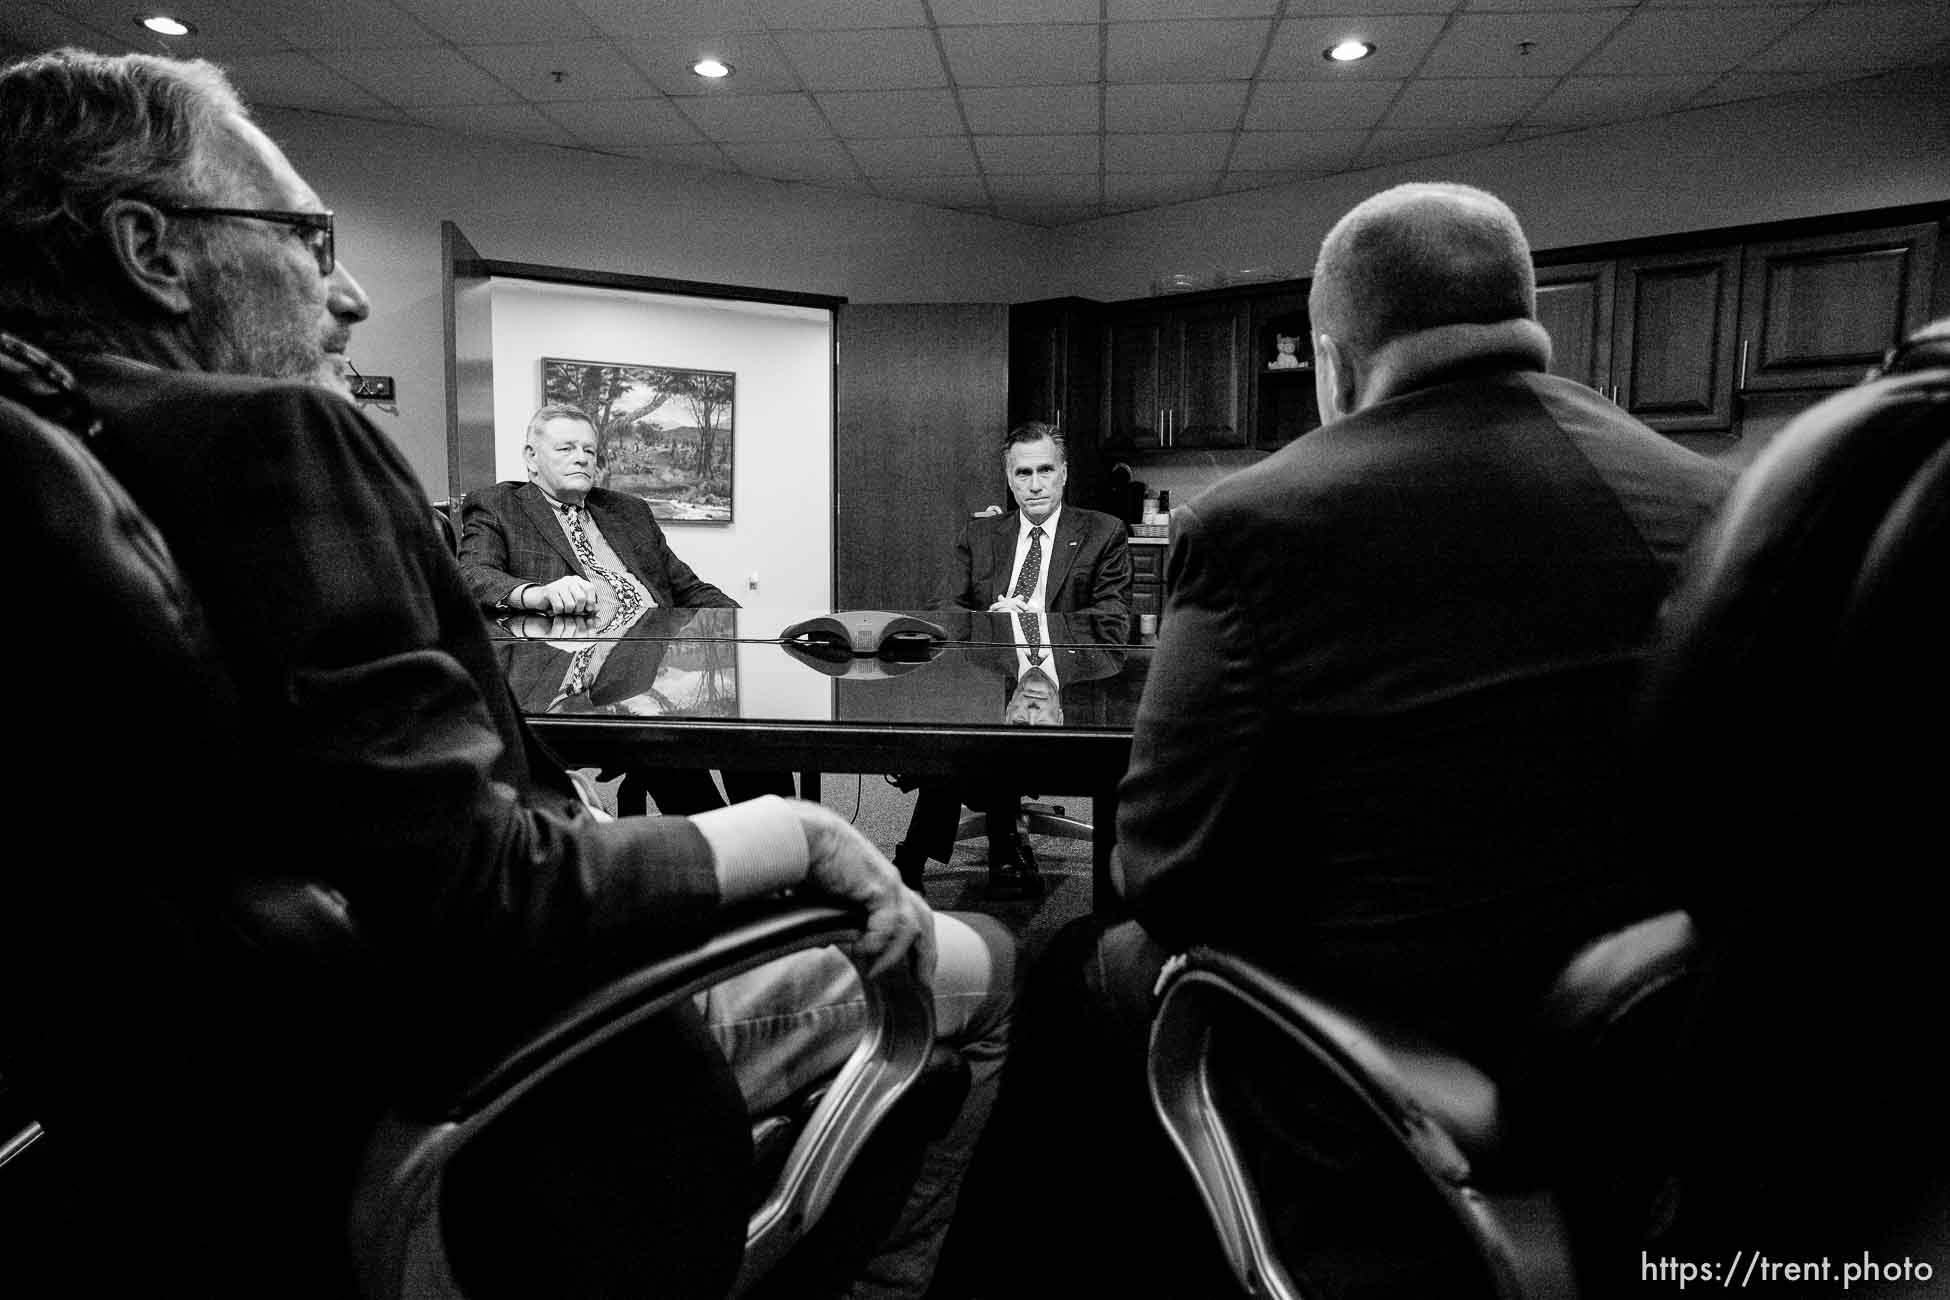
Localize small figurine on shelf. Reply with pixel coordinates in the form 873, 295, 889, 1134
1269, 333, 1304, 370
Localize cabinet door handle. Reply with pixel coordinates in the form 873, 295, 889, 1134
1738, 339, 1749, 390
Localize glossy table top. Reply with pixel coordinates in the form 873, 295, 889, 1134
485, 606, 1151, 738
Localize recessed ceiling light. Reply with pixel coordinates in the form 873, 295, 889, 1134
691, 58, 733, 79
137, 14, 196, 37
1324, 40, 1376, 63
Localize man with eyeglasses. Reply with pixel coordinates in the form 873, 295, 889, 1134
0, 47, 1010, 1300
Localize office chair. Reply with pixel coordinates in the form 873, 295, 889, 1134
0, 339, 951, 1300
1628, 317, 1950, 1267
955, 800, 1093, 847
431, 496, 461, 553
1149, 911, 1701, 1300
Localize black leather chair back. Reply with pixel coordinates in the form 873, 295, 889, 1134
0, 339, 384, 1296
1634, 320, 1950, 1260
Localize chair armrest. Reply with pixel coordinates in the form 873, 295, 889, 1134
350, 898, 936, 1300
1148, 948, 1526, 1300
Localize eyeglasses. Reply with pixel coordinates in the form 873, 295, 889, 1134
154, 204, 335, 276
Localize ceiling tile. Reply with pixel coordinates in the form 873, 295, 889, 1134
1106, 19, 1273, 82
939, 23, 1102, 86
393, 0, 600, 45
1383, 76, 1553, 127
719, 137, 861, 181
676, 91, 833, 139
1419, 11, 1628, 78
405, 102, 578, 146
625, 34, 801, 95
1523, 73, 1718, 127
632, 141, 738, 171
1104, 173, 1222, 206
1228, 129, 1367, 171
975, 134, 1101, 173
1245, 78, 1401, 130
994, 201, 1105, 227
61, 0, 292, 55
464, 42, 657, 102
1688, 68, 1858, 107
1355, 125, 1505, 167
772, 27, 946, 90
245, 0, 439, 50
314, 46, 521, 106
1105, 81, 1249, 131
572, 0, 765, 41
1262, 13, 1450, 80
960, 84, 1101, 133
1109, 0, 1278, 17
543, 98, 702, 148
815, 89, 965, 136
932, 0, 1098, 23
1745, 2, 1950, 70
1580, 6, 1814, 75
873, 176, 992, 206
849, 135, 980, 176
751, 0, 928, 30
985, 174, 1102, 204
0, 3, 131, 53
1106, 132, 1234, 171
218, 52, 399, 114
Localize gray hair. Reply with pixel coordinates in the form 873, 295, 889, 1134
0, 48, 247, 348
1308, 182, 1536, 360
526, 403, 599, 445
1003, 420, 1066, 463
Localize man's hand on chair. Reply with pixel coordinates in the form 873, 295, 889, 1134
789, 800, 938, 984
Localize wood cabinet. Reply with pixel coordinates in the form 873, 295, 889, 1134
1102, 298, 1250, 451
1129, 542, 1164, 633
1736, 222, 1940, 393
1534, 259, 1615, 394
1249, 289, 1322, 448
1009, 296, 1107, 511
1534, 247, 1742, 433
1613, 246, 1744, 433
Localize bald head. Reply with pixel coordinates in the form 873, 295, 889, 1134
1308, 182, 1536, 362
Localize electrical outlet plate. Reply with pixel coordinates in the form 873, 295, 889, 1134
351, 374, 395, 402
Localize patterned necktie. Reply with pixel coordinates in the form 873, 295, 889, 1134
1021, 611, 1045, 666
1012, 525, 1045, 604
559, 503, 646, 628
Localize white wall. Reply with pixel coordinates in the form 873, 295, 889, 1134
488, 278, 832, 611
1047, 65, 1950, 301
257, 106, 1050, 497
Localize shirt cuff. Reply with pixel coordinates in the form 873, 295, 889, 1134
691, 794, 808, 902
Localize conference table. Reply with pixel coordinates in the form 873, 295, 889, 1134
487, 606, 1154, 901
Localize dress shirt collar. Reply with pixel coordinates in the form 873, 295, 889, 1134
1017, 501, 1062, 541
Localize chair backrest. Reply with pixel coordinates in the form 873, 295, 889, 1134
1633, 319, 1950, 1258
0, 341, 383, 1296
431, 496, 461, 554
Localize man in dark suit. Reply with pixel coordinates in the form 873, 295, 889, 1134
0, 49, 1007, 1300
458, 403, 793, 815
894, 422, 1133, 899
944, 182, 1736, 1297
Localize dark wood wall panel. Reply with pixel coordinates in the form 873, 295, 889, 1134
836, 303, 1008, 609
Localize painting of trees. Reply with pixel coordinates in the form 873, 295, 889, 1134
541, 358, 735, 522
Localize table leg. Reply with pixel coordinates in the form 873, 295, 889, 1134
1092, 781, 1119, 910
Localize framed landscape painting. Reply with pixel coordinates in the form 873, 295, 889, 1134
541, 356, 735, 522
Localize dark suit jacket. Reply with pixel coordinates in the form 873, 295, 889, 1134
933, 505, 1133, 640
74, 356, 724, 1044
459, 480, 736, 615
1116, 348, 1733, 1055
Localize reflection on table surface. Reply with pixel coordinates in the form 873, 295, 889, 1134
485, 606, 1149, 730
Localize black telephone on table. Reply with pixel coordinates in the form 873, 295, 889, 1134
779, 612, 947, 658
